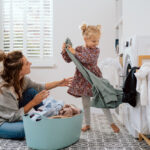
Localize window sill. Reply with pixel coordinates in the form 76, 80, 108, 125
28, 57, 55, 68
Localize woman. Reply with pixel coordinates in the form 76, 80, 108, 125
0, 50, 72, 139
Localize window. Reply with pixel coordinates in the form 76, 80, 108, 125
0, 0, 54, 67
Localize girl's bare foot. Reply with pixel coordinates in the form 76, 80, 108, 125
81, 125, 91, 132
111, 123, 120, 133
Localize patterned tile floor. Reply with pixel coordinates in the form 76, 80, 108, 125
0, 112, 150, 150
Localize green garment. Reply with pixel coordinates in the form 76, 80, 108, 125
65, 38, 123, 108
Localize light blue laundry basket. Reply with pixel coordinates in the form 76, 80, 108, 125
23, 111, 83, 150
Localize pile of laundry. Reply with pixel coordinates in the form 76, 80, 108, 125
28, 97, 81, 121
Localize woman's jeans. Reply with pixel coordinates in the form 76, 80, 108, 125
0, 88, 42, 139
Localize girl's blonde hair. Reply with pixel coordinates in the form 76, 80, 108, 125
81, 24, 101, 39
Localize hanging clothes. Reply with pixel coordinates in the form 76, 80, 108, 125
122, 66, 139, 107
134, 63, 150, 105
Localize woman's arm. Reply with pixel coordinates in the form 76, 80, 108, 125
23, 77, 72, 113
24, 90, 49, 113
0, 89, 47, 121
45, 77, 72, 90
24, 100, 35, 113
24, 77, 72, 113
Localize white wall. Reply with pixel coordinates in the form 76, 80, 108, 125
29, 0, 116, 107
0, 0, 3, 50
123, 0, 150, 39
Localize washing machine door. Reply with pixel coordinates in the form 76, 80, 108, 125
146, 74, 150, 130
130, 95, 149, 134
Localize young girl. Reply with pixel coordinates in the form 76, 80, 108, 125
61, 24, 120, 133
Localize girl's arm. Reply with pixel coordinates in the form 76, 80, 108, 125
61, 43, 72, 63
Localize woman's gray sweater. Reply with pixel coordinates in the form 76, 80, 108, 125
0, 76, 45, 125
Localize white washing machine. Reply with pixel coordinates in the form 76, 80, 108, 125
122, 35, 150, 138
147, 73, 150, 130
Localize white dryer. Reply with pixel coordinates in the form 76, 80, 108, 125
122, 35, 150, 138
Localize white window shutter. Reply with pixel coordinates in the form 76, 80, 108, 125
1, 0, 54, 67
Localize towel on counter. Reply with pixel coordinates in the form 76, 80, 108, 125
99, 58, 122, 88
134, 63, 150, 105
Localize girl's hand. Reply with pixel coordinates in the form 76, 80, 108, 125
62, 43, 75, 54
68, 45, 75, 55
32, 90, 49, 106
62, 43, 66, 53
59, 77, 73, 87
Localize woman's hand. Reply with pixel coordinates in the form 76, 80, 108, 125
32, 90, 50, 106
59, 77, 73, 87
24, 90, 50, 113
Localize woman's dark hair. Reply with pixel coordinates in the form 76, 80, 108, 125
0, 50, 24, 99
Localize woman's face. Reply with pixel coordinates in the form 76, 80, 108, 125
19, 56, 32, 78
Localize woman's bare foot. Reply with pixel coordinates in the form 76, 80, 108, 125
81, 125, 91, 132
110, 123, 120, 133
